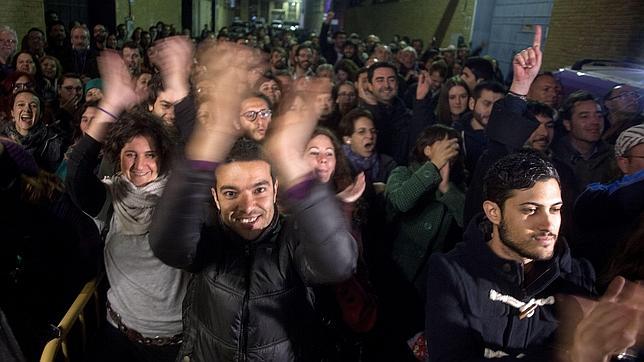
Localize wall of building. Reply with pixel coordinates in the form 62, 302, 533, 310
1, 0, 46, 42
542, 0, 644, 70
344, 0, 474, 47
114, 0, 181, 30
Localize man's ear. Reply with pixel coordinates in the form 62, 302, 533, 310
468, 96, 475, 111
148, 102, 154, 113
273, 179, 279, 204
343, 136, 351, 144
563, 119, 571, 132
211, 187, 220, 210
616, 156, 629, 175
483, 200, 502, 225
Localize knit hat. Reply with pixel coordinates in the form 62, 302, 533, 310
84, 78, 102, 94
0, 138, 39, 176
615, 124, 644, 157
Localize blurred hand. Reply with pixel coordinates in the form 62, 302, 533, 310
416, 70, 432, 100
98, 50, 146, 113
149, 36, 194, 101
263, 77, 332, 188
438, 162, 450, 194
325, 11, 335, 24
510, 25, 542, 96
358, 84, 378, 106
424, 137, 459, 170
337, 172, 366, 203
187, 42, 265, 161
562, 277, 643, 362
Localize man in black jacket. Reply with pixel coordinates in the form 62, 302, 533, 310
149, 42, 357, 361
319, 11, 346, 65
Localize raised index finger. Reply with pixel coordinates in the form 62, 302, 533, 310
532, 25, 542, 50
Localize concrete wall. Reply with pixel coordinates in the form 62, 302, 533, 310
542, 0, 644, 70
0, 0, 45, 43
114, 0, 181, 30
344, 0, 474, 47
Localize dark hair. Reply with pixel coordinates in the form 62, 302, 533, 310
59, 72, 82, 85
436, 76, 470, 125
48, 20, 66, 34
225, 137, 267, 164
526, 101, 555, 120
464, 57, 494, 81
428, 60, 448, 79
338, 108, 374, 138
122, 41, 142, 54
334, 58, 359, 82
310, 127, 353, 192
21, 28, 45, 53
72, 100, 99, 141
103, 110, 176, 176
332, 31, 347, 39
483, 150, 560, 210
367, 62, 397, 83
356, 67, 368, 78
601, 211, 644, 286
410, 124, 460, 164
11, 51, 43, 79
147, 73, 165, 106
472, 81, 505, 100
560, 90, 597, 121
295, 44, 312, 57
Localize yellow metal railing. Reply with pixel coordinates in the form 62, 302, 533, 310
40, 273, 104, 362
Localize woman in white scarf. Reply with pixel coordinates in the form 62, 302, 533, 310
65, 49, 188, 362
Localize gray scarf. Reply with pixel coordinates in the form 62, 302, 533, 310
102, 173, 168, 235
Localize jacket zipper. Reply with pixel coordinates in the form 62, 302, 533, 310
239, 243, 252, 362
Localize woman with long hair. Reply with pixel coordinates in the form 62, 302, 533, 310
435, 76, 470, 126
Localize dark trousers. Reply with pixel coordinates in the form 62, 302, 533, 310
89, 323, 180, 362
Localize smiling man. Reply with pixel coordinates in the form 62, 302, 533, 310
149, 42, 356, 361
425, 151, 596, 361
551, 90, 619, 191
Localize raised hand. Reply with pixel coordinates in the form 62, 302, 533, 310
187, 42, 266, 162
416, 70, 433, 100
149, 36, 194, 101
337, 172, 366, 203
510, 25, 542, 96
98, 50, 146, 113
438, 162, 450, 194
568, 277, 643, 362
424, 136, 459, 170
263, 77, 333, 188
325, 11, 335, 24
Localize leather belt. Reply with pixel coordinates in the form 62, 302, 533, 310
106, 302, 182, 346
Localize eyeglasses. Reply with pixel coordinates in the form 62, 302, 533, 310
606, 91, 641, 102
13, 83, 34, 94
241, 109, 272, 121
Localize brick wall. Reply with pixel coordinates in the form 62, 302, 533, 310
542, 0, 644, 70
114, 0, 181, 30
344, 0, 474, 47
0, 0, 45, 42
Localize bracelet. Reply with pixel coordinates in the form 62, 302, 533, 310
96, 105, 119, 120
507, 90, 528, 101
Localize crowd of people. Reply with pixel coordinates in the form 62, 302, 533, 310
0, 9, 643, 362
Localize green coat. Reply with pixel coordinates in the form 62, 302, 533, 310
384, 161, 465, 292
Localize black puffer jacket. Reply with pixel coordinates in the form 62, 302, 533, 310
150, 160, 357, 361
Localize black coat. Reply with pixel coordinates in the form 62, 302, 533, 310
149, 161, 357, 361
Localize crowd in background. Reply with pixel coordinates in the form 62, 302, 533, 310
0, 8, 643, 362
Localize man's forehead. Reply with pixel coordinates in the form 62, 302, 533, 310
374, 67, 395, 77
504, 179, 562, 206
62, 78, 81, 86
216, 160, 272, 184
573, 100, 600, 114
242, 97, 268, 109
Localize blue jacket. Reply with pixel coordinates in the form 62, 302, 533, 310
425, 216, 596, 361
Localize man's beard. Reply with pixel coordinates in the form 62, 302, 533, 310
498, 218, 556, 261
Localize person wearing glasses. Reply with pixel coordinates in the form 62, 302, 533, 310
0, 25, 18, 81
239, 93, 273, 142
602, 84, 644, 145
